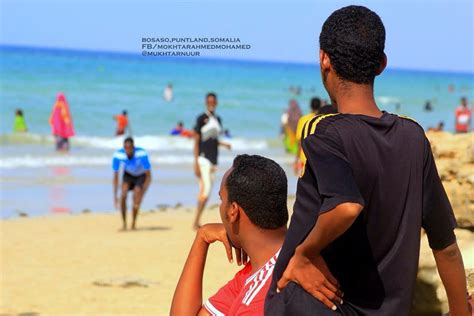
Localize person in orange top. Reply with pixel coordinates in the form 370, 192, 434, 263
455, 97, 472, 133
114, 110, 129, 136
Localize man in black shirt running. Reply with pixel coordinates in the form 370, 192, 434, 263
265, 5, 469, 315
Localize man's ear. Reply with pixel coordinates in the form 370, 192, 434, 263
376, 53, 387, 76
319, 49, 331, 72
228, 202, 240, 223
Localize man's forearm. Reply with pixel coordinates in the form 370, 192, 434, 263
433, 242, 469, 315
170, 234, 209, 316
297, 203, 363, 257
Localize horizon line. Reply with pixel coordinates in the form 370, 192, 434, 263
1, 43, 473, 75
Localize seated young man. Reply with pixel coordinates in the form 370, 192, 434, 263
170, 154, 288, 315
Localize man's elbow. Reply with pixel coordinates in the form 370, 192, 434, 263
341, 202, 364, 218
433, 242, 461, 261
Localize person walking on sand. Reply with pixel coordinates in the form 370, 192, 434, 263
112, 137, 152, 230
113, 110, 129, 136
49, 93, 75, 152
266, 6, 469, 315
13, 109, 28, 133
192, 92, 231, 230
455, 97, 472, 133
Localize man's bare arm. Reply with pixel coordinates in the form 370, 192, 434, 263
277, 202, 363, 310
171, 224, 233, 316
170, 232, 210, 316
433, 241, 469, 315
297, 202, 363, 256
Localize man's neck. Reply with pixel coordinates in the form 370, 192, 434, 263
334, 83, 383, 118
240, 227, 286, 273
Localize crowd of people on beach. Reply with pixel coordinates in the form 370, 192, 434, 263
8, 5, 474, 315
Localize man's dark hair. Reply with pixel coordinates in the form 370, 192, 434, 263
319, 5, 386, 84
310, 97, 322, 111
124, 137, 134, 146
206, 92, 217, 100
122, 110, 128, 115
226, 155, 288, 229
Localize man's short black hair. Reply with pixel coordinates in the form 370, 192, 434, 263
206, 92, 217, 100
226, 155, 288, 229
122, 110, 128, 115
320, 5, 386, 84
124, 137, 134, 146
310, 97, 322, 111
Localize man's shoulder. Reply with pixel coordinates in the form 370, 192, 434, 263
395, 114, 425, 134
301, 113, 342, 140
196, 112, 208, 121
134, 147, 148, 158
113, 148, 127, 159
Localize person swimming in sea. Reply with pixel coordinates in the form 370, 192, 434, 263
13, 109, 28, 133
170, 121, 193, 137
163, 83, 174, 102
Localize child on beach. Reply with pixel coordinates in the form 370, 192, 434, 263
171, 155, 288, 315
13, 109, 28, 133
266, 6, 469, 315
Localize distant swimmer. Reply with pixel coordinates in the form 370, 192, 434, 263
13, 109, 28, 133
424, 100, 433, 112
163, 83, 173, 102
49, 93, 75, 152
281, 99, 302, 154
112, 137, 152, 230
193, 92, 231, 230
114, 110, 129, 136
455, 96, 472, 133
170, 121, 193, 137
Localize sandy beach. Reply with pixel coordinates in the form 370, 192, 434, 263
0, 207, 243, 315
1, 132, 473, 315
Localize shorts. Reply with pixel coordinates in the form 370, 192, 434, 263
198, 156, 216, 199
265, 281, 357, 316
123, 172, 146, 191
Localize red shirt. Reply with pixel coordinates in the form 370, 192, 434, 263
455, 106, 472, 133
204, 251, 279, 316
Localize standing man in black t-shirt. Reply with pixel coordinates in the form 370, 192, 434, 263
265, 6, 469, 315
193, 92, 231, 230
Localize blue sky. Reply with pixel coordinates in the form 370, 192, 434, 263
1, 0, 473, 72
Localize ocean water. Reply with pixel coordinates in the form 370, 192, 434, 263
0, 46, 473, 218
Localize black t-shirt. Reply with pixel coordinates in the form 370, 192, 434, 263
268, 112, 457, 315
194, 112, 222, 165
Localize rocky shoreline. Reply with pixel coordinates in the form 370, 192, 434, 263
412, 131, 473, 315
